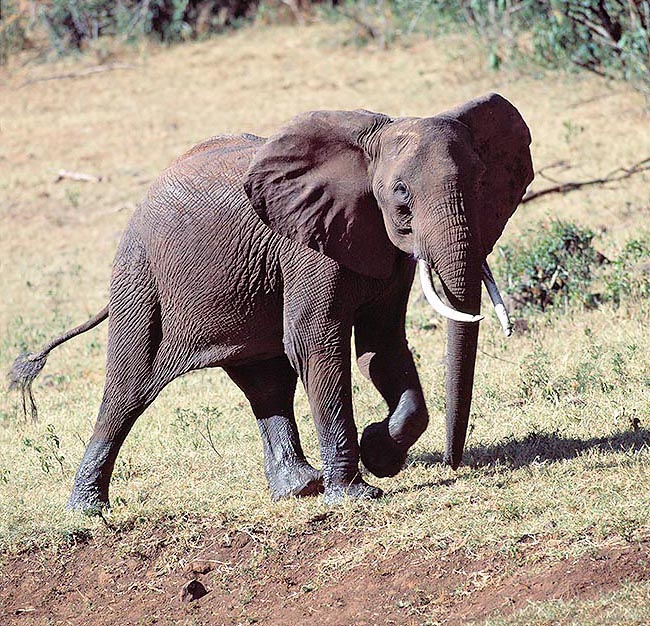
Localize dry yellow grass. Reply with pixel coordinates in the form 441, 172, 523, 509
0, 22, 649, 623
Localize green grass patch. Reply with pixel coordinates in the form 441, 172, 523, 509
486, 580, 650, 625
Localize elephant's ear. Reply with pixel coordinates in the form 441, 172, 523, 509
444, 93, 533, 256
243, 110, 396, 280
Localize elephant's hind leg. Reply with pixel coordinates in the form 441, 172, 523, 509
225, 356, 323, 500
68, 248, 169, 513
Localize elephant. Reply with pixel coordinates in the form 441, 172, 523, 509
10, 93, 533, 511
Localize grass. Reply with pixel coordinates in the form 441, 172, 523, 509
486, 581, 650, 625
0, 21, 649, 621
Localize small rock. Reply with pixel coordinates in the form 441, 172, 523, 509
14, 607, 35, 615
181, 580, 208, 603
231, 533, 250, 549
190, 561, 213, 575
513, 318, 529, 333
97, 570, 114, 586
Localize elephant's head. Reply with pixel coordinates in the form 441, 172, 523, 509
244, 93, 533, 472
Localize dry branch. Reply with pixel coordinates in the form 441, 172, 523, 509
340, 9, 381, 41
54, 170, 102, 183
522, 156, 650, 204
20, 63, 136, 88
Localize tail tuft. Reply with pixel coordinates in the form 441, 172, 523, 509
8, 352, 48, 421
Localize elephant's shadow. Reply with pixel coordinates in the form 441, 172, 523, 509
405, 426, 650, 476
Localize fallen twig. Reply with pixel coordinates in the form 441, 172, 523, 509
523, 156, 650, 204
478, 348, 517, 365
535, 160, 572, 184
338, 8, 381, 42
567, 90, 623, 109
55, 169, 102, 183
20, 63, 136, 88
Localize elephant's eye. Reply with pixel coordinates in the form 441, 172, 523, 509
393, 180, 410, 203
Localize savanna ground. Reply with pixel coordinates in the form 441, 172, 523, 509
0, 22, 649, 626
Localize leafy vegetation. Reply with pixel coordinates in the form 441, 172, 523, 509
496, 220, 650, 313
603, 237, 650, 304
532, 0, 650, 96
4, 1, 650, 98
0, 0, 276, 59
317, 0, 538, 52
498, 221, 600, 311
326, 1, 650, 94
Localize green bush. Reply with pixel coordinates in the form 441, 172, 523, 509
603, 238, 650, 304
497, 221, 650, 314
0, 1, 30, 64
39, 0, 258, 47
315, 0, 455, 48
319, 0, 538, 53
531, 1, 650, 96
498, 220, 600, 312
1, 0, 264, 60
324, 1, 650, 94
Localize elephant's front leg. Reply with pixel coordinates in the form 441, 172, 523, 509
289, 343, 383, 504
355, 315, 429, 478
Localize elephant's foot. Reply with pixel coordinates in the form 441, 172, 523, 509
66, 483, 109, 516
268, 460, 323, 501
323, 476, 383, 505
66, 440, 114, 515
359, 420, 408, 478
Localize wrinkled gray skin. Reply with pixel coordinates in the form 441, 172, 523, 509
17, 93, 533, 511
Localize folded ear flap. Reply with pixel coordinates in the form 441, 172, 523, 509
243, 110, 396, 280
443, 93, 534, 256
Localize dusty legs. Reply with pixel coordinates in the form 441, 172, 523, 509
67, 239, 168, 512
225, 356, 322, 500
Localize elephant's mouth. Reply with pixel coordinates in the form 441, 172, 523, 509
417, 259, 513, 336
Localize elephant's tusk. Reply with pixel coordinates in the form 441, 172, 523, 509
481, 261, 513, 337
418, 261, 484, 324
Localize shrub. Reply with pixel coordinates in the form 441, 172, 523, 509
497, 222, 650, 314
0, 1, 30, 64
324, 1, 650, 95
315, 0, 456, 49
498, 220, 600, 312
602, 238, 650, 304
38, 0, 259, 48
1, 0, 267, 60
531, 1, 650, 97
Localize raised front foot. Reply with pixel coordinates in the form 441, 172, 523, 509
323, 476, 383, 505
359, 419, 408, 478
268, 460, 324, 501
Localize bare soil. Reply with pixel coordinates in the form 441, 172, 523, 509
1, 524, 647, 625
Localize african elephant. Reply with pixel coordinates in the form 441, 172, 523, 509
10, 93, 533, 511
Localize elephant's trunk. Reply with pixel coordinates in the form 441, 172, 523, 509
437, 255, 482, 470
444, 317, 479, 468
417, 192, 482, 470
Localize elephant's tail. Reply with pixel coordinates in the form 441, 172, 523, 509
9, 305, 109, 421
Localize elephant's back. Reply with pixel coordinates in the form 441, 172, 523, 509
134, 132, 268, 239
151, 133, 265, 204
121, 133, 286, 368
173, 133, 265, 162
